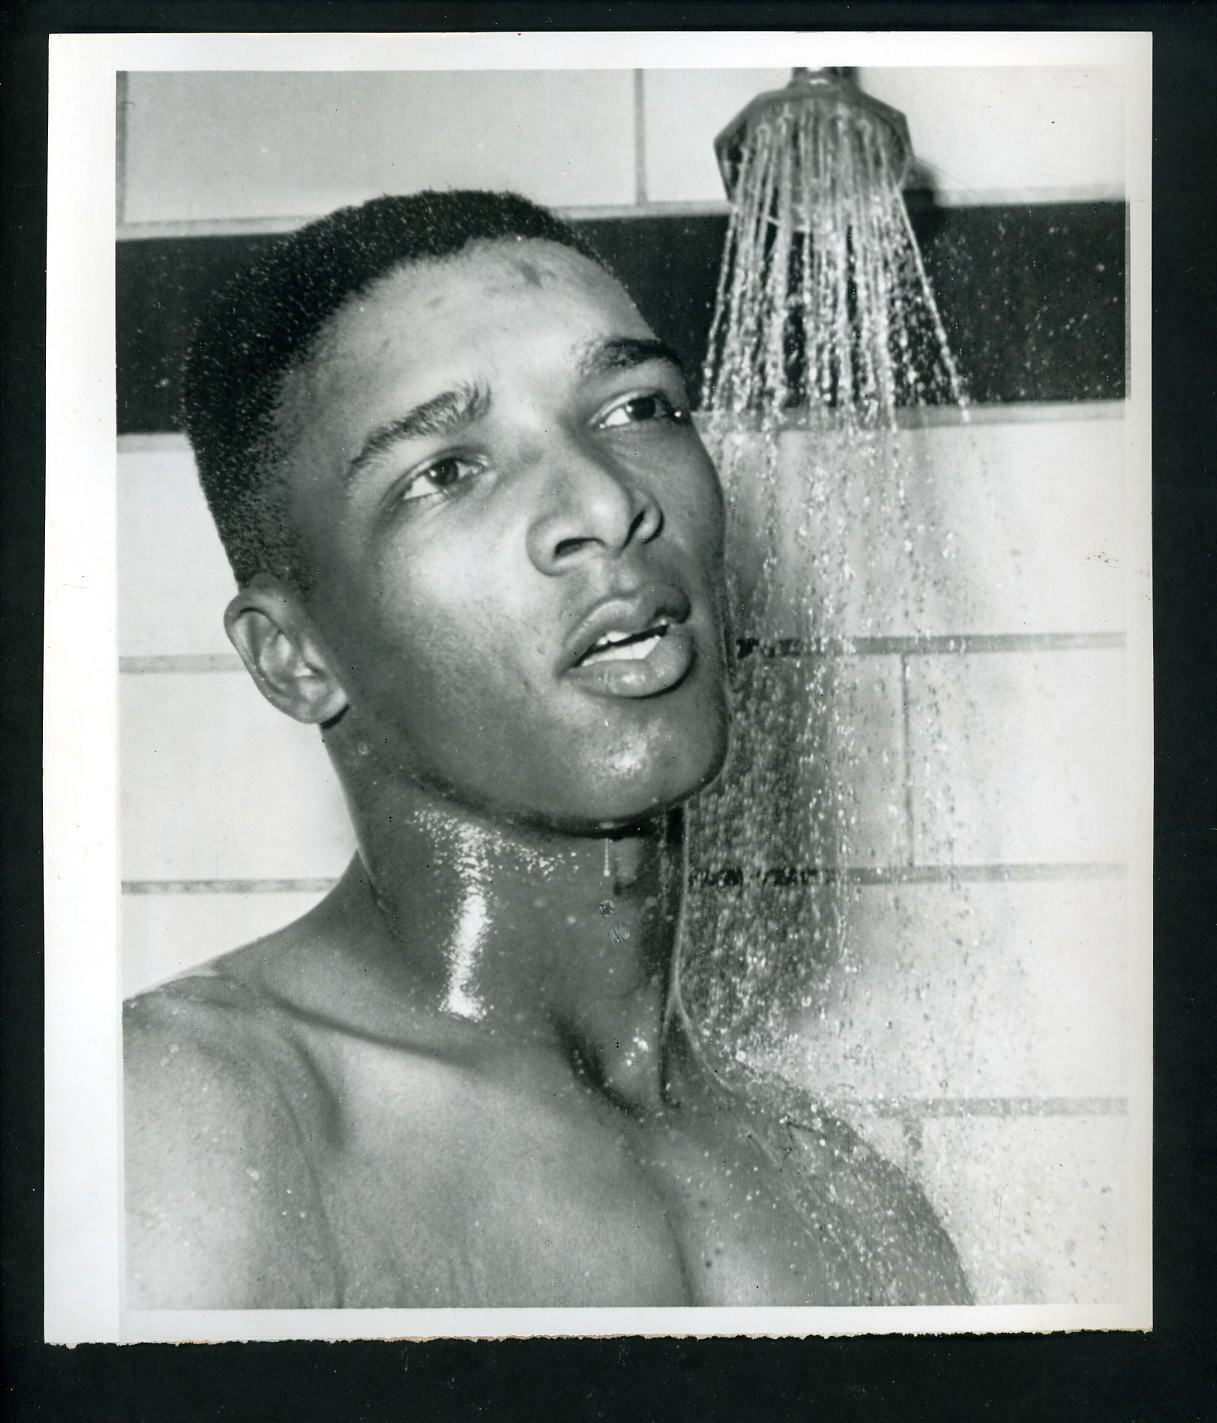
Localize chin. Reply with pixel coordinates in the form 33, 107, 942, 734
569, 714, 730, 832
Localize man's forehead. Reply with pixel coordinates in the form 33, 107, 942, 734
276, 236, 659, 462
350, 236, 631, 321
298, 238, 650, 398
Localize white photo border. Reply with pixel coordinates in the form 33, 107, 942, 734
44, 28, 1154, 1344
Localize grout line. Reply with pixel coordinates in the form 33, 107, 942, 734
915, 399, 1126, 426
119, 215, 317, 240
120, 633, 1126, 678
632, 71, 647, 206
123, 878, 338, 895
113, 189, 1129, 243
895, 632, 1126, 655
121, 654, 242, 674
914, 185, 1127, 208
835, 1096, 1128, 1119
758, 399, 1127, 430
114, 202, 734, 241
687, 862, 1126, 887
125, 863, 1126, 896
115, 71, 129, 228
733, 632, 1126, 661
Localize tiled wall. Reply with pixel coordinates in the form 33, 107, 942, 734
116, 69, 1139, 1306
119, 66, 1125, 225
717, 414, 1133, 1305
121, 71, 640, 222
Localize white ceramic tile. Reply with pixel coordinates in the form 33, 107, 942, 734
906, 415, 1129, 638
120, 670, 355, 882
916, 1114, 1130, 1305
641, 68, 789, 205
907, 648, 1127, 865
122, 889, 329, 997
725, 411, 1128, 641
123, 70, 637, 224
860, 66, 1126, 201
788, 878, 1130, 1101
119, 440, 234, 658
643, 66, 1125, 204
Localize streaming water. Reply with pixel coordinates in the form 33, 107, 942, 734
682, 92, 969, 1079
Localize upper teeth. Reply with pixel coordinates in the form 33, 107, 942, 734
582, 625, 666, 665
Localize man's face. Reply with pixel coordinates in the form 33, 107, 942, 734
277, 237, 730, 831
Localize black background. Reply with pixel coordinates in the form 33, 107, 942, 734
4, 3, 1214, 1419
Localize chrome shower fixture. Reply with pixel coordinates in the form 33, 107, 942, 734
714, 67, 913, 203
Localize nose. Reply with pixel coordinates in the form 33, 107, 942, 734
525, 442, 663, 576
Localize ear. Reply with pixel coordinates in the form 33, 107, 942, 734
224, 576, 349, 725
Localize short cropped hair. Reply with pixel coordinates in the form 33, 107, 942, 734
182, 190, 604, 589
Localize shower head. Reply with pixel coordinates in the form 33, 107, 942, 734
714, 67, 912, 202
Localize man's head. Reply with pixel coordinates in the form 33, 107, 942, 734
186, 191, 730, 832
184, 191, 604, 591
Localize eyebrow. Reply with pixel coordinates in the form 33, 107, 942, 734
574, 335, 689, 385
343, 381, 491, 486
341, 337, 687, 489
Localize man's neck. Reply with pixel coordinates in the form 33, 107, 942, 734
342, 777, 687, 1115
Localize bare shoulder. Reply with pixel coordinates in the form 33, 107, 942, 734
123, 970, 342, 1308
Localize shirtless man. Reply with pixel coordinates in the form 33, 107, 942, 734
124, 191, 969, 1310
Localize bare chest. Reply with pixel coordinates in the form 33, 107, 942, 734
306, 1062, 877, 1308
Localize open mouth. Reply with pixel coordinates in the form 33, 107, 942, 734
562, 583, 697, 698
576, 622, 670, 667
566, 618, 695, 699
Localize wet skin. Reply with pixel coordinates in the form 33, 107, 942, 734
124, 240, 969, 1309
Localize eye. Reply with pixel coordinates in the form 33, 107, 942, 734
596, 391, 690, 430
399, 453, 483, 503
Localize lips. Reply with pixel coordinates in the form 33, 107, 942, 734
562, 584, 697, 699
